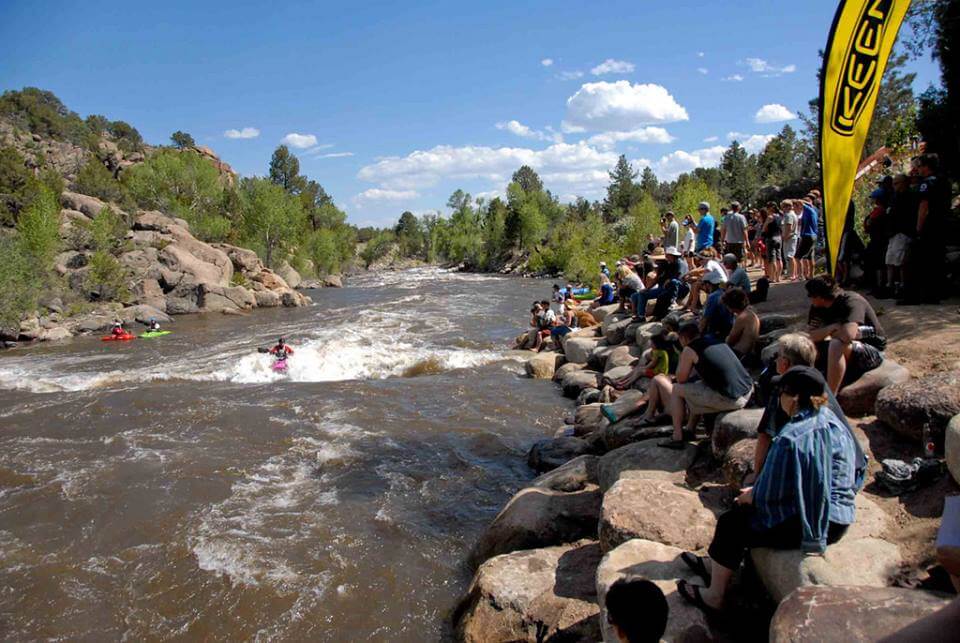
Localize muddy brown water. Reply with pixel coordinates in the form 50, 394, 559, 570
0, 269, 566, 640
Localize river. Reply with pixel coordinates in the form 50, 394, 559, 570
0, 268, 564, 640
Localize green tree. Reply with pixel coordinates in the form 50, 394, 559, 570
75, 158, 123, 203
505, 182, 547, 251
671, 176, 722, 222
511, 165, 544, 194
394, 210, 423, 257
481, 197, 509, 266
719, 141, 759, 204
0, 146, 41, 224
306, 228, 341, 275
0, 88, 87, 143
0, 237, 38, 330
239, 178, 304, 267
603, 154, 641, 222
107, 120, 143, 153
756, 124, 805, 187
622, 192, 661, 255
268, 145, 306, 194
170, 130, 196, 149
639, 166, 659, 197
16, 185, 60, 270
864, 53, 917, 155
88, 204, 128, 255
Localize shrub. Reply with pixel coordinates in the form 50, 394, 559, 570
0, 146, 41, 224
88, 205, 127, 255
16, 185, 60, 271
86, 250, 129, 302
0, 236, 39, 330
360, 231, 395, 267
74, 158, 123, 203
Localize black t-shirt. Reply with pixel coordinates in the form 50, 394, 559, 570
890, 189, 917, 237
917, 175, 949, 241
689, 336, 754, 400
808, 291, 884, 337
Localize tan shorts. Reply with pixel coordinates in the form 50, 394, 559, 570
676, 381, 753, 415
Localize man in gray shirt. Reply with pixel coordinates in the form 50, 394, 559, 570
722, 201, 748, 260
663, 211, 680, 249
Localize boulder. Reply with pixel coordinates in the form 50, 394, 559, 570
876, 371, 960, 444
216, 243, 263, 274
602, 345, 643, 373
576, 388, 601, 407
119, 248, 161, 276
599, 478, 718, 552
133, 210, 188, 232
528, 436, 602, 472
562, 370, 602, 398
722, 438, 757, 487
761, 339, 782, 365
630, 322, 664, 351
711, 408, 764, 459
837, 359, 911, 417
254, 289, 281, 308
565, 336, 602, 365
281, 290, 309, 307
276, 261, 302, 289
758, 313, 795, 335
73, 313, 115, 333
769, 586, 953, 643
165, 283, 200, 315
322, 274, 343, 288
60, 191, 106, 218
596, 539, 711, 643
469, 480, 602, 567
159, 244, 227, 287
946, 414, 960, 486
751, 537, 901, 603
118, 304, 171, 325
602, 365, 634, 384
531, 454, 599, 492
554, 362, 586, 383
591, 304, 619, 324
199, 284, 256, 313
597, 440, 696, 491
525, 351, 565, 380
39, 326, 73, 342
600, 419, 673, 451
54, 251, 88, 273
603, 314, 635, 345
132, 278, 166, 311
454, 541, 603, 643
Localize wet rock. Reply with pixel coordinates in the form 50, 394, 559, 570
769, 586, 953, 643
469, 480, 602, 567
39, 327, 73, 342
531, 454, 599, 492
576, 388, 601, 406
837, 359, 910, 417
596, 539, 711, 643
119, 304, 171, 326
711, 408, 764, 459
254, 289, 281, 308
526, 351, 565, 380
565, 337, 602, 365
562, 370, 602, 398
597, 440, 696, 491
946, 414, 960, 486
600, 419, 673, 451
322, 274, 343, 288
553, 362, 586, 383
528, 435, 603, 473
876, 371, 960, 444
280, 290, 309, 307
722, 438, 756, 487
599, 479, 718, 552
454, 540, 602, 643
74, 314, 115, 333
751, 537, 901, 602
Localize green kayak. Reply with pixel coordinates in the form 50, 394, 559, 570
140, 330, 171, 338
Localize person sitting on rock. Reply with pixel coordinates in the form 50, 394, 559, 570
591, 273, 617, 309
657, 322, 753, 449
720, 288, 759, 360
604, 332, 675, 400
529, 300, 558, 352
721, 253, 751, 294
699, 272, 733, 341
805, 274, 885, 393
681, 248, 727, 313
750, 335, 867, 487
605, 576, 668, 643
677, 367, 858, 617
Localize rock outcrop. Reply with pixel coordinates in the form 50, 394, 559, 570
597, 440, 696, 491
837, 359, 910, 417
876, 371, 960, 444
525, 352, 565, 380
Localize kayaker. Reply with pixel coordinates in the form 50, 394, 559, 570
111, 321, 125, 337
269, 337, 294, 360
146, 318, 161, 332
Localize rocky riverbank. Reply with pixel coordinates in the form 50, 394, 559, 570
454, 281, 960, 641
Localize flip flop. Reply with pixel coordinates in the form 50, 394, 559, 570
680, 552, 711, 585
658, 439, 686, 450
676, 579, 722, 619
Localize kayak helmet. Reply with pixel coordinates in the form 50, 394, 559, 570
278, 337, 285, 344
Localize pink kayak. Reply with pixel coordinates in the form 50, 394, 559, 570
271, 359, 289, 373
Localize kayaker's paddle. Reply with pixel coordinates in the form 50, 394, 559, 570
257, 347, 270, 353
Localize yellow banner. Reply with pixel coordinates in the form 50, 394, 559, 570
819, 0, 911, 273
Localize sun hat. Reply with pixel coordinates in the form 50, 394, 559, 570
664, 246, 682, 257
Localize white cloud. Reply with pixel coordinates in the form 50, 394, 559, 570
727, 131, 776, 154
744, 58, 796, 75
353, 188, 419, 208
557, 70, 585, 81
653, 145, 727, 180
722, 74, 745, 82
475, 189, 504, 202
590, 58, 635, 76
315, 152, 354, 159
495, 119, 561, 142
565, 81, 689, 131
754, 103, 796, 123
541, 58, 554, 67
560, 120, 587, 134
703, 136, 719, 143
697, 67, 709, 75
586, 127, 675, 148
224, 127, 260, 139
697, 51, 705, 58
281, 133, 318, 149
357, 141, 619, 194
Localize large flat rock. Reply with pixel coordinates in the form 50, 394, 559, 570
597, 440, 696, 491
600, 419, 673, 451
564, 337, 602, 365
562, 370, 602, 398
876, 371, 960, 444
454, 540, 603, 643
711, 408, 764, 459
837, 359, 910, 417
528, 435, 603, 473
599, 478, 718, 552
525, 351, 565, 379
769, 586, 952, 642
596, 539, 711, 643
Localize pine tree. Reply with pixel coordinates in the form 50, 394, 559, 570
603, 154, 640, 222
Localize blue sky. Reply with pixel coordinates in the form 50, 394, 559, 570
1, 0, 941, 227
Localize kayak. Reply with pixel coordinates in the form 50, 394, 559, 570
101, 334, 136, 341
140, 330, 171, 338
573, 292, 596, 301
271, 359, 289, 374
570, 287, 591, 295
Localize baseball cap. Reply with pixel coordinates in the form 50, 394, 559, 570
665, 246, 681, 257
869, 188, 884, 199
698, 201, 710, 211
722, 253, 737, 266
771, 366, 827, 398
703, 272, 723, 285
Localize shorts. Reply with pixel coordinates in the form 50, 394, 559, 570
797, 236, 816, 260
725, 242, 744, 260
885, 233, 911, 267
783, 236, 798, 259
765, 238, 781, 261
676, 381, 753, 415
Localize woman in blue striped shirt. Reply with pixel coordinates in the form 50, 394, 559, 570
677, 367, 858, 616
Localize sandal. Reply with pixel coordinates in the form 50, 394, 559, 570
680, 552, 711, 585
658, 439, 686, 450
676, 579, 722, 619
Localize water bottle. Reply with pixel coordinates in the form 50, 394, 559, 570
922, 422, 935, 458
